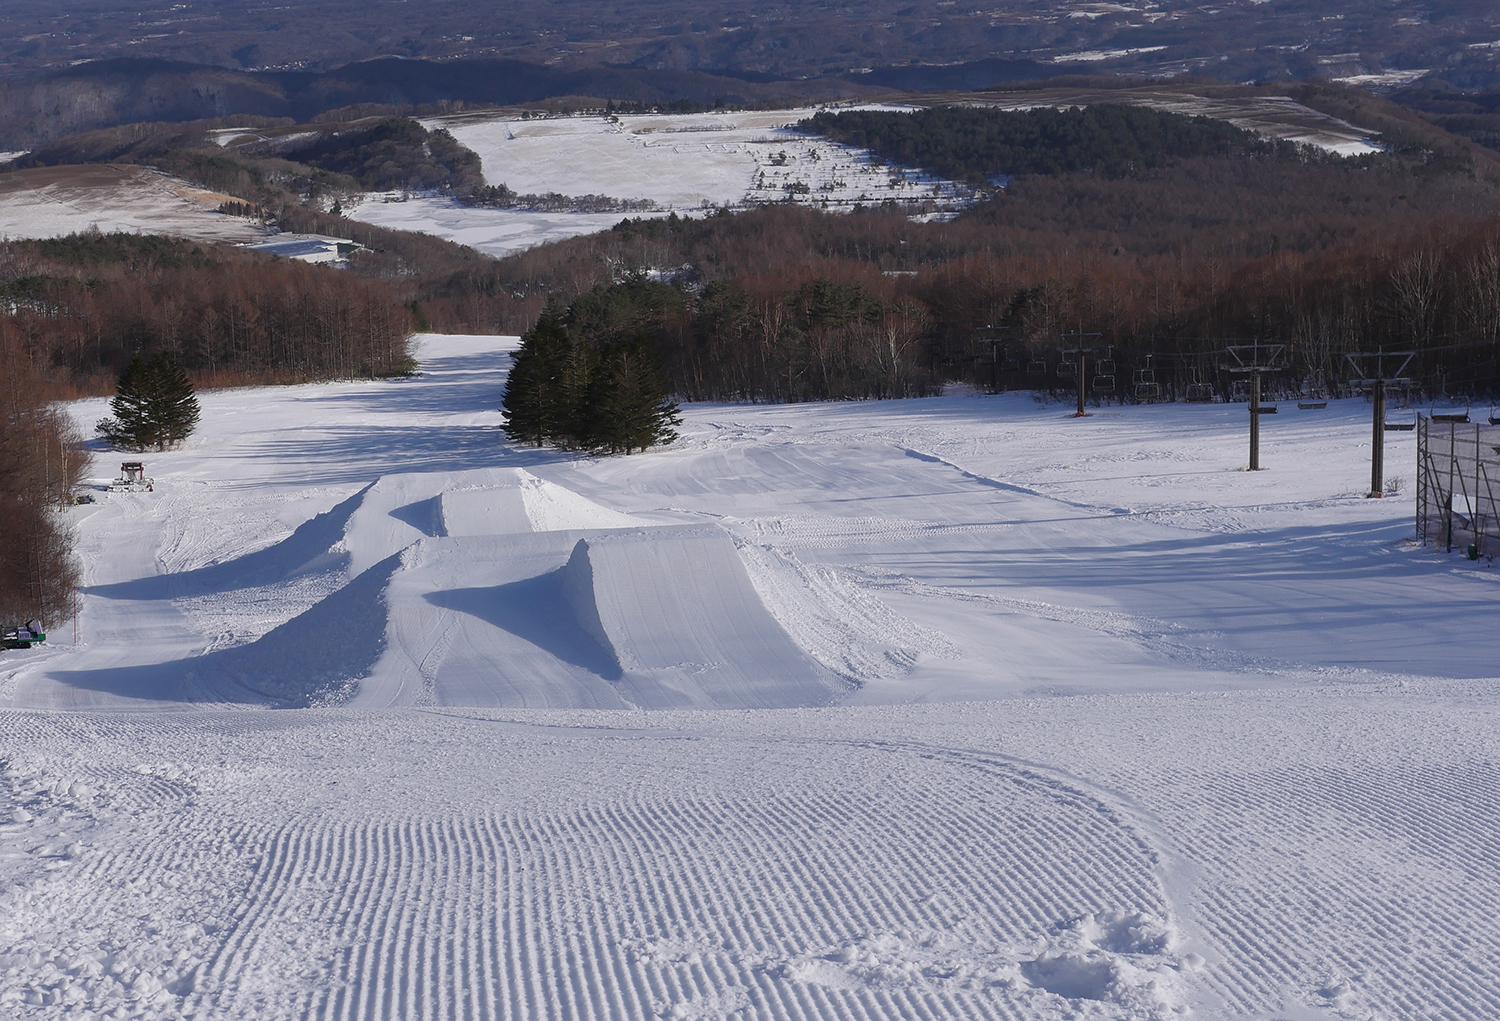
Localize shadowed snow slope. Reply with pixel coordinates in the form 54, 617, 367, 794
561, 526, 843, 709
365, 525, 839, 710
7, 335, 1500, 1021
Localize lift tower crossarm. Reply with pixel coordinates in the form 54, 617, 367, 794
1220, 342, 1287, 471
1345, 348, 1416, 498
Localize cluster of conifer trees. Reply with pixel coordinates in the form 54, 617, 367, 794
799, 104, 1308, 183
502, 281, 681, 454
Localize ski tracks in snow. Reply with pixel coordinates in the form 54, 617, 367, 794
0, 712, 1199, 1020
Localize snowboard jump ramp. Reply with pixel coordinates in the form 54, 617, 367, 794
31, 469, 838, 711
376, 525, 842, 710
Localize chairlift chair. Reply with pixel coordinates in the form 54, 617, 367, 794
1026, 358, 1047, 377
1056, 359, 1077, 379
1384, 410, 1416, 431
1095, 357, 1116, 376
1134, 381, 1162, 402
1489, 406, 1500, 426
1093, 374, 1116, 393
1186, 381, 1214, 403
1230, 379, 1251, 402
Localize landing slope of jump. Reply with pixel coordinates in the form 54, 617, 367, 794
562, 525, 847, 709
361, 524, 842, 710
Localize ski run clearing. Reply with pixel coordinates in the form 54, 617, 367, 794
2, 333, 1498, 1020
346, 97, 1380, 258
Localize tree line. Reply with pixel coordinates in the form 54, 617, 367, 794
0, 234, 416, 391
0, 330, 86, 627
479, 203, 1500, 404
798, 104, 1314, 184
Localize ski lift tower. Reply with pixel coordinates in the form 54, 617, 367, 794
1345, 348, 1415, 498
1221, 341, 1286, 471
1061, 330, 1102, 417
975, 326, 1008, 393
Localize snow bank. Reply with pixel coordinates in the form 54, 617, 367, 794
368, 525, 841, 710
560, 526, 844, 709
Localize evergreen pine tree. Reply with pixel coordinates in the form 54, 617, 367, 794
502, 289, 681, 456
502, 305, 573, 445
585, 338, 681, 454
150, 353, 201, 449
97, 352, 201, 451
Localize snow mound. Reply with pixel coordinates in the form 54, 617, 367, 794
200, 551, 404, 706
560, 526, 846, 709
371, 531, 635, 709
1020, 911, 1197, 1015
345, 467, 646, 573
365, 525, 842, 709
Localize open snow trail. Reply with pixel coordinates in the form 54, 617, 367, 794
4, 334, 1500, 1019
12, 493, 227, 710
0, 707, 1192, 1020
5, 691, 1500, 1020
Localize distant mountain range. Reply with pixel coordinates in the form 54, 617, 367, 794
0, 57, 885, 150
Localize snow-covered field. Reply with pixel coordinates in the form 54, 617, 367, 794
432, 108, 962, 213
3, 333, 1497, 1019
349, 107, 970, 258
0, 164, 268, 244
347, 96, 1382, 257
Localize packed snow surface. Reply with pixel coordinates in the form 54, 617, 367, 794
0, 164, 268, 244
2, 334, 1497, 1019
348, 107, 970, 257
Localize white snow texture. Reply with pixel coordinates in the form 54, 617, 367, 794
0, 334, 1495, 1021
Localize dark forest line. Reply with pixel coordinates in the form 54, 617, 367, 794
798, 105, 1306, 184
2, 234, 416, 396
413, 117, 1500, 403
435, 211, 1500, 408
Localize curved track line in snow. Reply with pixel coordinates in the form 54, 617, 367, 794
0, 720, 1188, 1020
899, 445, 1134, 517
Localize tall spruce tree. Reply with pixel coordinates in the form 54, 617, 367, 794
501, 306, 571, 446
586, 339, 681, 454
501, 290, 680, 455
97, 352, 201, 451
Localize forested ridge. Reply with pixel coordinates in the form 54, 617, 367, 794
459, 198, 1500, 402
1, 234, 415, 394
11, 86, 1500, 408
799, 105, 1304, 183
387, 103, 1495, 402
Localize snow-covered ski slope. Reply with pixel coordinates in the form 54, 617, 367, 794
346, 99, 1380, 258
349, 107, 970, 258
3, 334, 1499, 1019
